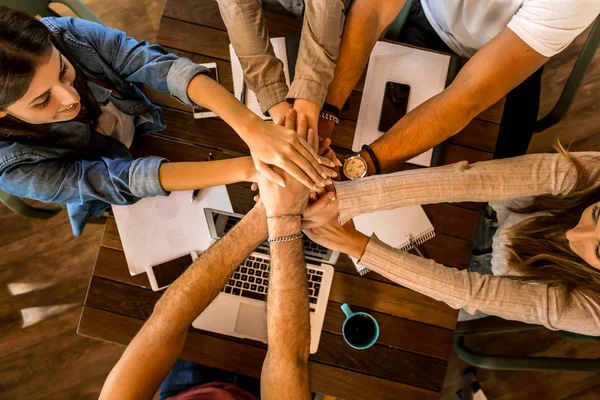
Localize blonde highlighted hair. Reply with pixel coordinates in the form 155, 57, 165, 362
506, 144, 600, 296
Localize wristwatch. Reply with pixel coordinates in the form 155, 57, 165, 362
342, 154, 368, 180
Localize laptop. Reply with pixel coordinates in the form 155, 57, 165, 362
192, 208, 337, 354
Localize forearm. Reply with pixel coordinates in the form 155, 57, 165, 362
261, 218, 311, 400
324, 0, 404, 109
100, 204, 268, 400
287, 0, 345, 108
187, 74, 261, 141
333, 152, 600, 225
358, 235, 600, 335
217, 0, 288, 112
159, 157, 255, 191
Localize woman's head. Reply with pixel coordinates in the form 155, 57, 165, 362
508, 146, 600, 294
0, 7, 80, 124
0, 7, 103, 138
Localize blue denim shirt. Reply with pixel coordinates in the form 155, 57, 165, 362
0, 17, 209, 236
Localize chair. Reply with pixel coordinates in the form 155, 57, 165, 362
0, 0, 103, 24
0, 0, 103, 220
454, 316, 600, 372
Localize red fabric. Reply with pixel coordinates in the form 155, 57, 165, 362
167, 382, 259, 400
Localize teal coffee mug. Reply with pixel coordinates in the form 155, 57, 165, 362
341, 303, 379, 349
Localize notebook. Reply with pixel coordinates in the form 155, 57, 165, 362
353, 41, 453, 167
112, 186, 232, 276
353, 205, 435, 274
230, 37, 298, 119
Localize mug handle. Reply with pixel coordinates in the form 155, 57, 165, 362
341, 303, 353, 318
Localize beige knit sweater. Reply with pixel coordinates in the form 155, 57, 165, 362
334, 153, 600, 335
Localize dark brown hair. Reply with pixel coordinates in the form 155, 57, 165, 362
0, 6, 100, 140
507, 144, 600, 297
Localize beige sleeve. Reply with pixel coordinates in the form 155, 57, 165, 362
217, 0, 288, 113
360, 235, 600, 335
286, 0, 346, 107
334, 152, 600, 224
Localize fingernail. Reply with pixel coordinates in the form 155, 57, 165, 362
313, 185, 320, 191
317, 158, 323, 165
321, 172, 328, 179
279, 182, 285, 188
331, 171, 338, 177
326, 179, 332, 185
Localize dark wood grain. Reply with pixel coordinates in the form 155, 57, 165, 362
79, 306, 440, 400
84, 277, 449, 391
322, 303, 453, 360
157, 18, 232, 60
163, 0, 303, 37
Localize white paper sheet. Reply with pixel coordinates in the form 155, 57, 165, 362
353, 41, 451, 166
353, 205, 435, 252
112, 186, 233, 276
230, 37, 290, 119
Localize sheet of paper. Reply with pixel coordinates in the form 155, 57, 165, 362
112, 186, 233, 276
353, 205, 435, 252
353, 41, 451, 166
230, 37, 290, 120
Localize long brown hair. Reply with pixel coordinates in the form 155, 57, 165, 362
506, 144, 600, 297
0, 6, 101, 141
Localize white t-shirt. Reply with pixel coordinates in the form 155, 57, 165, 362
421, 0, 600, 58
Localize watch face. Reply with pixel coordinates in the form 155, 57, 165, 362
343, 156, 367, 179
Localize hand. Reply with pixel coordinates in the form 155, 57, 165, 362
258, 113, 318, 216
268, 101, 293, 127
293, 99, 320, 140
304, 219, 369, 260
242, 110, 337, 191
302, 187, 339, 230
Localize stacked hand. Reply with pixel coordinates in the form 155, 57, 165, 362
257, 110, 315, 218
244, 109, 337, 192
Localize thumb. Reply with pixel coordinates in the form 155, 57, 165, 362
304, 191, 335, 219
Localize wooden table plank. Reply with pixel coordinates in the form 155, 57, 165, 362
79, 306, 440, 400
84, 277, 449, 391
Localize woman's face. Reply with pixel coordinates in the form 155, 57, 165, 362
0, 45, 80, 124
566, 201, 600, 270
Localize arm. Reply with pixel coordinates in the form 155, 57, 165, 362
258, 110, 314, 400
290, 0, 346, 132
365, 28, 548, 172
261, 216, 311, 400
305, 221, 600, 335
332, 152, 600, 225
318, 0, 406, 138
216, 0, 289, 118
159, 157, 255, 191
99, 203, 268, 400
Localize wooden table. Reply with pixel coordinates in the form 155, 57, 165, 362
78, 1, 504, 398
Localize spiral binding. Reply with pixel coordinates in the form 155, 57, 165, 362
354, 229, 436, 276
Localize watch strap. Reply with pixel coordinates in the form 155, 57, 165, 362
361, 144, 381, 175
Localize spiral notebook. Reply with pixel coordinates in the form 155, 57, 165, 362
353, 205, 435, 274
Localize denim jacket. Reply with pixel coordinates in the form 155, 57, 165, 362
0, 17, 209, 236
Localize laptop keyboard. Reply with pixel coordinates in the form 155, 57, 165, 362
223, 255, 323, 312
224, 216, 329, 256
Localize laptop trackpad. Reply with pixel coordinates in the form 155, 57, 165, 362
234, 302, 267, 341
